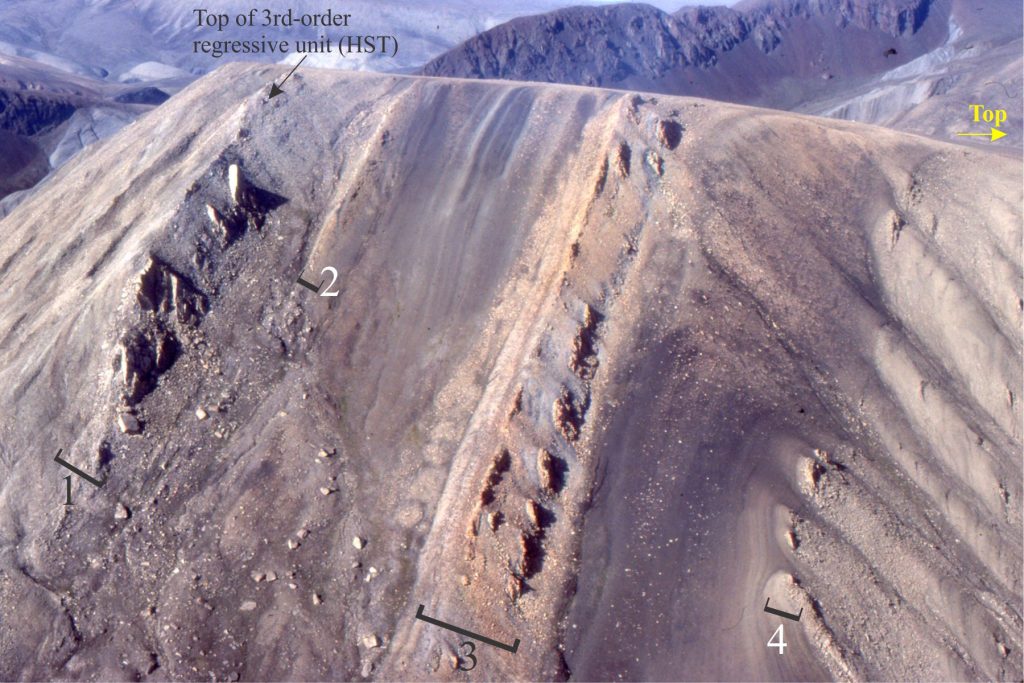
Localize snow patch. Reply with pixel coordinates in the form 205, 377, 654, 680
118, 61, 191, 83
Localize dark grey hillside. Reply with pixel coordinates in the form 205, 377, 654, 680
423, 0, 947, 101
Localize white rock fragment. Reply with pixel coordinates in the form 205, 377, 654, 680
362, 634, 380, 649
205, 203, 225, 228
319, 487, 334, 496
265, 571, 277, 582
117, 413, 141, 435
317, 448, 332, 459
525, 499, 541, 527
251, 571, 265, 583
114, 503, 131, 520
312, 593, 322, 606
239, 600, 257, 612
287, 538, 300, 550
297, 528, 309, 539
228, 164, 241, 205
352, 536, 365, 550
195, 407, 208, 421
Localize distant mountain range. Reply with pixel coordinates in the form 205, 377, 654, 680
422, 0, 1022, 141
0, 0, 650, 207
0, 53, 172, 212
2, 0, 1018, 209
0, 0, 681, 81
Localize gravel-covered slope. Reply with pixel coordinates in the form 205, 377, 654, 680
0, 63, 1019, 681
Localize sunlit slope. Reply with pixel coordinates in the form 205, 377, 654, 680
0, 63, 1019, 681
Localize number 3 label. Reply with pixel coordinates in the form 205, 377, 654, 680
457, 641, 477, 671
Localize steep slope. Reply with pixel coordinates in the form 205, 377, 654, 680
421, 0, 1022, 145
0, 63, 1020, 681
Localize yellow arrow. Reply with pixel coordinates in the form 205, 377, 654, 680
956, 128, 1006, 141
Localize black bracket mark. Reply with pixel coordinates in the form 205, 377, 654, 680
295, 273, 322, 294
54, 449, 107, 488
764, 597, 802, 621
415, 604, 520, 654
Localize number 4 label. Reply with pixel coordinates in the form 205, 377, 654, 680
768, 624, 787, 654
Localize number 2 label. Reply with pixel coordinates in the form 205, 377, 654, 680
320, 267, 340, 296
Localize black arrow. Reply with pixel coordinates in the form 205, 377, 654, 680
54, 449, 107, 488
268, 55, 307, 99
415, 604, 520, 654
764, 597, 802, 622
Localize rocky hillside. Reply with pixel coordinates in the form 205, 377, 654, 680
0, 63, 1019, 681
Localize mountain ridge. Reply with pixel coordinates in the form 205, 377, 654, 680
424, 0, 948, 83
